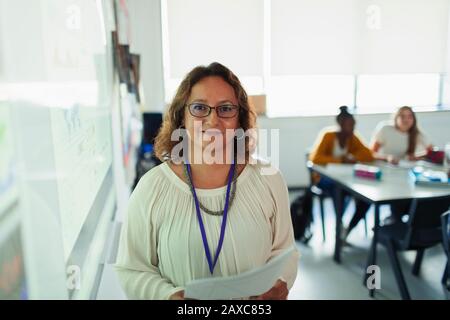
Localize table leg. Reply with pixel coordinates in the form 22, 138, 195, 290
364, 203, 379, 297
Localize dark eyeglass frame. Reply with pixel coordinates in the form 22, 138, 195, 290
186, 103, 240, 119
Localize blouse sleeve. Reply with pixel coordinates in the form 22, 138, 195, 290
265, 168, 299, 290
309, 131, 342, 165
372, 123, 387, 146
114, 176, 184, 300
350, 133, 375, 163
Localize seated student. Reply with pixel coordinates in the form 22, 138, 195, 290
309, 106, 374, 242
371, 106, 433, 224
371, 106, 433, 165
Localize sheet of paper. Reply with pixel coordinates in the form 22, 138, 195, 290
184, 246, 296, 300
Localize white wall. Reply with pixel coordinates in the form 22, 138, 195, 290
258, 110, 450, 187
128, 0, 165, 112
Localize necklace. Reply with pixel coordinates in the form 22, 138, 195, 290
183, 162, 238, 216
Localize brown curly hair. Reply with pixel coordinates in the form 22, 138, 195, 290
154, 62, 257, 162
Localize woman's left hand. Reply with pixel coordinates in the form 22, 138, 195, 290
407, 154, 424, 161
250, 279, 288, 300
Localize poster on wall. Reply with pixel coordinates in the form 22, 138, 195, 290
111, 28, 142, 168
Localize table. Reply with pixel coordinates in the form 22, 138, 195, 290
309, 162, 450, 282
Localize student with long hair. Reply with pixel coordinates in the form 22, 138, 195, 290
371, 106, 433, 165
371, 106, 433, 224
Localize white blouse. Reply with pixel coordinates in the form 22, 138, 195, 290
371, 121, 430, 158
115, 160, 299, 300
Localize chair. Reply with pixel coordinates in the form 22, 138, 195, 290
368, 197, 450, 299
306, 159, 330, 242
441, 210, 450, 290
306, 155, 368, 242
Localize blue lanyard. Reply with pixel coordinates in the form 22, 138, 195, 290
186, 163, 235, 275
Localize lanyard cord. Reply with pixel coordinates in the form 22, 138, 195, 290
185, 162, 235, 274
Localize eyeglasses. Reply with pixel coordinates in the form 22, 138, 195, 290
187, 103, 240, 118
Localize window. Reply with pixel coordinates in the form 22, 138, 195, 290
266, 75, 355, 117
162, 0, 450, 116
356, 74, 440, 113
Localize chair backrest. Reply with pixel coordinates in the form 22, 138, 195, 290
442, 210, 450, 257
305, 150, 315, 186
403, 197, 450, 248
142, 112, 163, 145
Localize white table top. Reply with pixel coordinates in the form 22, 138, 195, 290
311, 162, 450, 203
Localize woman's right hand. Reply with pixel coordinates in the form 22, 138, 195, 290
250, 279, 289, 300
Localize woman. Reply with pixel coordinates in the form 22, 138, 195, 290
309, 106, 374, 241
371, 106, 432, 165
371, 106, 433, 224
115, 62, 298, 300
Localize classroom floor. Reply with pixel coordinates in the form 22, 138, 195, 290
288, 191, 450, 300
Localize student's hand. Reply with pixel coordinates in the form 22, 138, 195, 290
250, 279, 288, 300
169, 290, 185, 300
341, 155, 356, 164
387, 155, 399, 165
407, 154, 425, 161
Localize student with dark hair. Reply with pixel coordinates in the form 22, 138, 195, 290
309, 106, 374, 242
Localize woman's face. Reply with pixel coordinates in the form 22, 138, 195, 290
396, 109, 415, 132
339, 117, 355, 135
183, 76, 240, 160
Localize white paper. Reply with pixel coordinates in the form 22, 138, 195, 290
184, 246, 296, 300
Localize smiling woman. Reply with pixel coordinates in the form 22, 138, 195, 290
155, 62, 256, 164
115, 62, 299, 300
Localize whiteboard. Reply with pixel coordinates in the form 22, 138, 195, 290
0, 0, 128, 299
